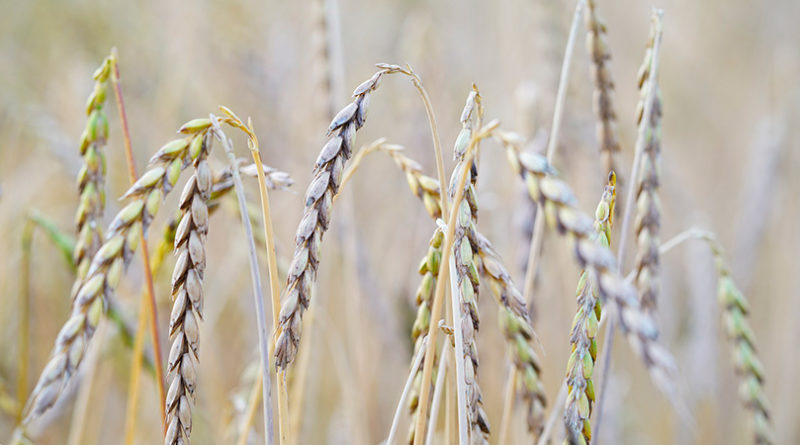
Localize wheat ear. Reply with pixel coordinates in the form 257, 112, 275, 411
22, 119, 212, 425
563, 173, 616, 445
584, 0, 621, 178
496, 131, 678, 401
471, 230, 546, 437
274, 66, 394, 369
163, 125, 214, 444
72, 56, 111, 297
383, 140, 546, 440
448, 89, 491, 444
412, 119, 498, 445
662, 230, 773, 444
593, 12, 664, 440
632, 19, 664, 314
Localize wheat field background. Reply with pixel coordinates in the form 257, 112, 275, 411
0, 0, 798, 444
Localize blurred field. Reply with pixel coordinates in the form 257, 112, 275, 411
1, 0, 798, 444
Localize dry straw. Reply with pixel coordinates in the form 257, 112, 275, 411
496, 130, 678, 403
275, 66, 397, 369
563, 173, 616, 445
22, 119, 213, 425
584, 0, 621, 179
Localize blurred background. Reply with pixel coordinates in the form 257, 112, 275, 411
1, 0, 798, 444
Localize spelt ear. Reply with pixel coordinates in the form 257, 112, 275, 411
274, 68, 392, 371
563, 175, 616, 445
164, 129, 211, 445
24, 122, 210, 427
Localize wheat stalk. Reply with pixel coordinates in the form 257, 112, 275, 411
274, 66, 397, 369
22, 119, 213, 425
563, 173, 616, 445
632, 18, 664, 315
584, 0, 621, 178
496, 130, 679, 404
72, 56, 111, 297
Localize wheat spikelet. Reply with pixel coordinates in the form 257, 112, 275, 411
22, 119, 213, 425
563, 173, 615, 445
632, 17, 664, 315
406, 227, 443, 445
163, 128, 213, 444
381, 145, 442, 220
584, 0, 621, 178
496, 130, 678, 402
274, 66, 396, 369
72, 56, 112, 297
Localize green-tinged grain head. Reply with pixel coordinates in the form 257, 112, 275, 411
72, 56, 112, 298
563, 172, 615, 445
700, 233, 774, 444
22, 119, 214, 426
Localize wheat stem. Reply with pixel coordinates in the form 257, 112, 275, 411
109, 48, 168, 436
387, 337, 428, 445
502, 5, 585, 439
446, 251, 470, 444
210, 116, 276, 445
425, 347, 448, 445
497, 366, 516, 445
